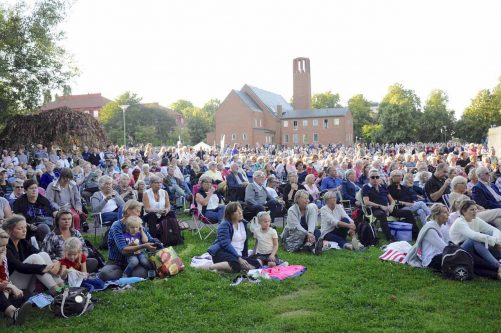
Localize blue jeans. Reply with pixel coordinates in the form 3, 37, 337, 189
204, 206, 225, 223
461, 238, 501, 270
322, 217, 352, 247
124, 252, 150, 276
101, 207, 123, 225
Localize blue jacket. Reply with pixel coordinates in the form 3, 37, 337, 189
226, 172, 246, 189
208, 219, 248, 260
341, 180, 359, 204
472, 182, 501, 209
320, 176, 343, 191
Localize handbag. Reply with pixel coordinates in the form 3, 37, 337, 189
51, 287, 94, 318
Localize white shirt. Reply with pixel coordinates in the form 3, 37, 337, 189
231, 222, 246, 256
254, 227, 278, 255
101, 192, 118, 213
449, 216, 501, 247
320, 204, 353, 238
266, 187, 279, 200
146, 188, 167, 210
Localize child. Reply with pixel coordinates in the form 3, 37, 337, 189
251, 211, 279, 267
123, 216, 150, 277
0, 228, 32, 325
60, 237, 88, 277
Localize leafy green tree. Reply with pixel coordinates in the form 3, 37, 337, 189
348, 94, 373, 139
377, 83, 421, 143
362, 124, 383, 143
418, 90, 455, 142
62, 85, 72, 96
0, 0, 77, 115
43, 90, 52, 105
311, 91, 341, 109
170, 100, 194, 114
184, 107, 213, 144
202, 98, 220, 129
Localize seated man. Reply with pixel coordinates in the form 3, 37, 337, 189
362, 169, 419, 242
203, 161, 223, 184
226, 163, 248, 201
320, 166, 343, 192
163, 165, 187, 206
244, 170, 282, 223
472, 166, 501, 209
424, 163, 451, 203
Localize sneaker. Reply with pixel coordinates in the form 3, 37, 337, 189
230, 275, 246, 286
246, 276, 261, 284
12, 301, 32, 325
313, 237, 324, 255
351, 237, 362, 251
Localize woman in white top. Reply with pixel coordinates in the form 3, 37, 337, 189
450, 200, 501, 279
142, 175, 173, 239
195, 176, 225, 223
405, 203, 448, 270
304, 174, 321, 207
320, 191, 357, 250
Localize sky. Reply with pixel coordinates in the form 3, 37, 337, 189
59, 0, 501, 116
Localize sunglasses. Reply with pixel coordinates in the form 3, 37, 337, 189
15, 186, 23, 189
370, 176, 380, 179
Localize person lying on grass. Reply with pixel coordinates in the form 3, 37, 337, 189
250, 211, 279, 267
205, 202, 261, 273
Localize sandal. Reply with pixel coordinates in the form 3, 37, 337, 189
178, 221, 190, 230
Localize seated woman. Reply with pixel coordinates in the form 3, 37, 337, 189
388, 170, 431, 227
405, 203, 449, 270
320, 191, 358, 250
206, 202, 261, 273
304, 174, 322, 208
282, 172, 306, 209
0, 194, 13, 225
295, 161, 308, 184
449, 176, 501, 230
281, 190, 322, 254
7, 179, 24, 208
13, 179, 56, 242
4, 215, 64, 295
41, 209, 98, 273
135, 180, 146, 203
449, 200, 501, 279
114, 174, 138, 203
341, 169, 360, 205
142, 175, 175, 239
195, 176, 225, 223
99, 200, 157, 281
45, 168, 85, 231
80, 162, 100, 205
90, 175, 125, 226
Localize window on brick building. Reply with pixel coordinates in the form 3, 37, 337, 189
334, 118, 340, 126
312, 119, 318, 126
313, 133, 319, 142
231, 133, 237, 140
303, 134, 308, 143
303, 120, 308, 127
323, 119, 329, 128
293, 121, 298, 130
293, 134, 298, 144
242, 133, 247, 140
284, 134, 289, 143
260, 119, 262, 127
93, 110, 99, 118
283, 121, 288, 127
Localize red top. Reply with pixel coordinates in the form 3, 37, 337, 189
0, 259, 8, 282
60, 253, 87, 271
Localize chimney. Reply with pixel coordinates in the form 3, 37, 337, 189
277, 105, 283, 118
292, 57, 312, 110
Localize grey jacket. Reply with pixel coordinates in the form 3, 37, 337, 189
245, 182, 271, 206
90, 190, 125, 213
283, 203, 318, 234
404, 222, 443, 267
45, 180, 82, 211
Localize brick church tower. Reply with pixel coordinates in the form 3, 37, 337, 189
292, 57, 312, 110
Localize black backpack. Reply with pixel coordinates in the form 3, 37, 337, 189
158, 216, 183, 247
442, 242, 474, 281
84, 239, 106, 268
51, 288, 94, 318
357, 221, 378, 247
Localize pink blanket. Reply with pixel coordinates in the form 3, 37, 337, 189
260, 265, 306, 280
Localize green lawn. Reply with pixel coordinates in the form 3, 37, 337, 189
2, 229, 500, 333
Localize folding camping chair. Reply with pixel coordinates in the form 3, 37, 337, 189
190, 184, 219, 239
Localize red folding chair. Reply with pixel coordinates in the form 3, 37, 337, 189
190, 184, 219, 239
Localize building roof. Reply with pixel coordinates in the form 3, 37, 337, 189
41, 93, 111, 111
281, 108, 349, 119
233, 90, 261, 112
245, 85, 293, 115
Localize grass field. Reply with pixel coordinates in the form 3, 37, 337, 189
2, 227, 500, 333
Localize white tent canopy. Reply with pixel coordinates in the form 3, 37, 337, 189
193, 141, 211, 151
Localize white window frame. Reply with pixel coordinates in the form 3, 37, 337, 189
293, 133, 299, 144
283, 121, 288, 128
242, 133, 247, 140
231, 133, 237, 140
293, 120, 298, 130
323, 119, 329, 129
303, 119, 308, 127
313, 133, 319, 143
284, 134, 289, 143
334, 118, 340, 126
302, 134, 308, 144
312, 119, 318, 126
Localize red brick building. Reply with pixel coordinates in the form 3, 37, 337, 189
211, 58, 353, 146
41, 93, 111, 118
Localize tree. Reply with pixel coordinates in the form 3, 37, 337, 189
348, 94, 373, 139
201, 98, 220, 129
43, 90, 52, 105
418, 90, 455, 142
99, 92, 176, 146
62, 85, 72, 96
170, 99, 194, 114
311, 91, 342, 109
0, 0, 77, 115
184, 107, 213, 145
377, 83, 421, 143
362, 124, 383, 143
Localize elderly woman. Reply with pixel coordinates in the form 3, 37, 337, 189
282, 172, 306, 209
13, 179, 56, 242
5, 215, 64, 295
450, 200, 501, 279
203, 161, 223, 184
320, 191, 357, 250
7, 179, 24, 207
114, 174, 138, 203
135, 180, 146, 203
143, 175, 175, 239
341, 169, 360, 205
46, 168, 84, 230
0, 191, 13, 224
99, 200, 157, 281
388, 170, 431, 227
405, 203, 449, 270
281, 190, 322, 254
206, 202, 261, 273
41, 209, 98, 273
195, 175, 225, 223
90, 175, 125, 225
449, 176, 501, 230
80, 162, 99, 205
467, 168, 478, 191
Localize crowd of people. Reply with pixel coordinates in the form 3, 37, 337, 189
1, 140, 501, 324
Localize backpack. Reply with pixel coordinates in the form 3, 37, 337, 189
442, 242, 474, 281
51, 287, 94, 318
357, 221, 378, 247
84, 239, 106, 268
149, 246, 185, 278
158, 215, 183, 246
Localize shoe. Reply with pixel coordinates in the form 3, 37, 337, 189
12, 301, 32, 325
81, 222, 90, 233
230, 275, 246, 286
313, 237, 324, 255
246, 276, 261, 284
351, 237, 361, 251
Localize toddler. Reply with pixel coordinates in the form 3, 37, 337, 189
123, 216, 150, 277
60, 237, 88, 277
251, 212, 279, 267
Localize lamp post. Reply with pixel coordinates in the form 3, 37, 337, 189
119, 105, 129, 148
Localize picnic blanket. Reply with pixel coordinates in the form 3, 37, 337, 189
379, 241, 412, 264
248, 265, 306, 281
